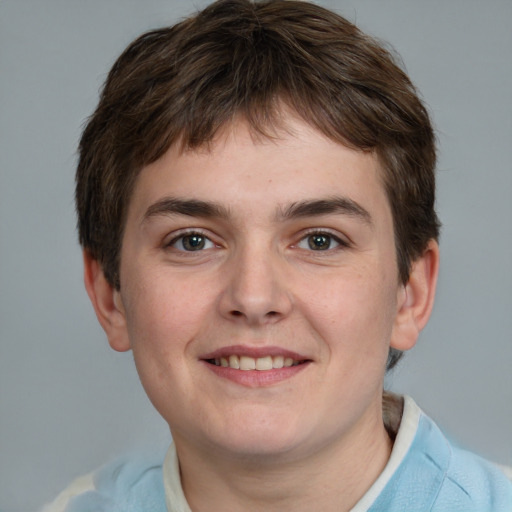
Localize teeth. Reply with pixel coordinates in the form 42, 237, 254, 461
239, 356, 256, 370
228, 354, 240, 369
273, 355, 284, 368
255, 356, 273, 370
212, 355, 303, 371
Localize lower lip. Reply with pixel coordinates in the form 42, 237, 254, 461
203, 361, 310, 388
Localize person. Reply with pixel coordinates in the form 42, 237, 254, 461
42, 0, 512, 510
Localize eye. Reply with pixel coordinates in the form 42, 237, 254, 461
169, 232, 215, 251
297, 232, 343, 251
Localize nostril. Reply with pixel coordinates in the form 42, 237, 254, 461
229, 310, 278, 318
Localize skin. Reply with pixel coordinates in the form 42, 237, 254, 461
85, 114, 439, 511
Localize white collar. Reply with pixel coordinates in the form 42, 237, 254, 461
349, 395, 421, 511
163, 443, 192, 512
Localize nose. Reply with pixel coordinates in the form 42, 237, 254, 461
218, 244, 293, 326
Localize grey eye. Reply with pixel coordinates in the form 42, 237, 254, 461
171, 234, 214, 251
298, 233, 340, 251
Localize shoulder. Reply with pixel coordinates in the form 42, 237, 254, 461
409, 404, 512, 511
41, 473, 95, 512
434, 442, 512, 511
40, 451, 167, 512
368, 396, 512, 512
496, 463, 512, 482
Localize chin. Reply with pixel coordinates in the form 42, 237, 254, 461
216, 436, 304, 461
205, 414, 317, 460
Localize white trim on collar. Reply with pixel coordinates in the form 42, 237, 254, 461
40, 473, 95, 512
163, 443, 192, 512
349, 395, 421, 512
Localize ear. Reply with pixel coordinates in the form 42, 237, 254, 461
83, 251, 131, 352
390, 240, 439, 352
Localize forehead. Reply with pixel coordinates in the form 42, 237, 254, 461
126, 115, 391, 230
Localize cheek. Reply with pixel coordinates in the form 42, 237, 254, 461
122, 265, 213, 342
299, 268, 397, 358
120, 280, 204, 415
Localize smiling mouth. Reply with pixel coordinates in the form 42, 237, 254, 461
205, 355, 307, 371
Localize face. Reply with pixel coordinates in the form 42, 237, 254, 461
112, 116, 410, 462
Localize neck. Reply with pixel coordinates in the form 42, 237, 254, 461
173, 398, 395, 512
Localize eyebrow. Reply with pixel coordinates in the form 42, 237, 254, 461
278, 197, 373, 225
142, 195, 372, 226
143, 198, 230, 222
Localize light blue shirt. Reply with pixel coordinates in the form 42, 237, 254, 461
368, 411, 512, 511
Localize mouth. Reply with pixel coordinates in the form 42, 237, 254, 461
200, 346, 312, 386
205, 355, 306, 371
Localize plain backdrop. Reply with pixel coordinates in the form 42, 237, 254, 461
1, 1, 511, 511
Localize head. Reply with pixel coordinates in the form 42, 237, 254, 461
76, 0, 440, 371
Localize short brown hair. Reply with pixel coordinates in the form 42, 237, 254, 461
76, 0, 440, 369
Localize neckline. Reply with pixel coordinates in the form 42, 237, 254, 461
162, 394, 421, 512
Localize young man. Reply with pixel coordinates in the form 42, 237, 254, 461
44, 0, 512, 510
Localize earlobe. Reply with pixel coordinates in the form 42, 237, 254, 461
83, 251, 131, 352
390, 240, 439, 352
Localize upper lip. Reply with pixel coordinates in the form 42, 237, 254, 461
200, 345, 311, 361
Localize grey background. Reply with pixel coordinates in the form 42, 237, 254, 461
1, 1, 511, 511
